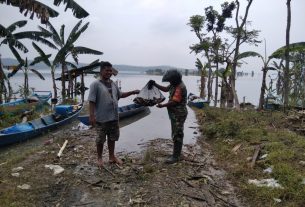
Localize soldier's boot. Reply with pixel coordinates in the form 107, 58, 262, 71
165, 141, 183, 164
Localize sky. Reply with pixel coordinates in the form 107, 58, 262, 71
0, 0, 304, 70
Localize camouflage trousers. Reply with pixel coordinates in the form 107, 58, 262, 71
95, 120, 120, 144
168, 112, 187, 143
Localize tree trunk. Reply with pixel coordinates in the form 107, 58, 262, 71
24, 69, 29, 98
230, 0, 253, 109
207, 67, 212, 102
81, 72, 85, 103
283, 0, 291, 112
61, 63, 66, 101
214, 61, 219, 107
258, 67, 267, 110
51, 66, 57, 99
0, 71, 3, 104
220, 80, 226, 108
199, 70, 206, 98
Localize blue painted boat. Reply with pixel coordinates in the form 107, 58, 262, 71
78, 103, 148, 126
0, 104, 83, 147
187, 93, 210, 109
0, 91, 52, 115
264, 94, 282, 110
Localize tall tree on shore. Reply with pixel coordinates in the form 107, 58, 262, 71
283, 0, 291, 112
38, 20, 102, 100
188, 2, 235, 103
229, 0, 253, 109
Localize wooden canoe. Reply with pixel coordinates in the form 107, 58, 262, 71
0, 104, 82, 147
187, 93, 210, 109
78, 103, 148, 126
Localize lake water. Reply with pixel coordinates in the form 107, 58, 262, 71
2, 71, 266, 152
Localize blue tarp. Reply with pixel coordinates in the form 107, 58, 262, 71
55, 105, 73, 116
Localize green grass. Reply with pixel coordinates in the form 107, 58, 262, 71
196, 107, 305, 207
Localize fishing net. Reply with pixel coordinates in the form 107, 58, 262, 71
133, 83, 165, 106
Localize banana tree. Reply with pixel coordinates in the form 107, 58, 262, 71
0, 0, 89, 23
270, 42, 305, 108
30, 42, 58, 99
195, 58, 208, 98
0, 56, 13, 103
0, 20, 56, 54
38, 20, 103, 100
8, 57, 45, 98
215, 64, 232, 108
236, 51, 274, 110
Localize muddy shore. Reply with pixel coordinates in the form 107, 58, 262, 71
0, 108, 245, 207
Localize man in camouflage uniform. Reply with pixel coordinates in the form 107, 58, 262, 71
148, 70, 188, 164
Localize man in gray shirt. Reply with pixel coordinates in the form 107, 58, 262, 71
88, 61, 139, 168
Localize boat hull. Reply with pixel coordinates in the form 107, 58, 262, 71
78, 103, 148, 126
0, 104, 82, 147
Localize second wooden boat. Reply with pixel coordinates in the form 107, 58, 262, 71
78, 103, 148, 126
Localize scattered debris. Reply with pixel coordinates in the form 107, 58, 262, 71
273, 198, 282, 203
231, 143, 242, 154
74, 123, 89, 131
299, 161, 305, 166
11, 173, 20, 177
12, 166, 24, 172
17, 184, 31, 190
44, 138, 54, 145
248, 178, 283, 189
301, 178, 305, 185
263, 166, 273, 174
260, 154, 268, 159
45, 164, 64, 175
0, 162, 7, 166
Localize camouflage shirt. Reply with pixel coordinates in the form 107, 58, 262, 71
167, 82, 188, 117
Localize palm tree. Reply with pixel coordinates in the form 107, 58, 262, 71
0, 0, 89, 23
38, 20, 103, 100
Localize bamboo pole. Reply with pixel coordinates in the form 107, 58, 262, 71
57, 140, 68, 158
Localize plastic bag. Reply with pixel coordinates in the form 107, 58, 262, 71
133, 83, 165, 106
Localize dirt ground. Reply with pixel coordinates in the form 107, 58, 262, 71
0, 122, 246, 207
